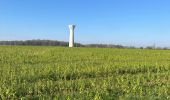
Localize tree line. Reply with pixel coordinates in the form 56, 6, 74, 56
0, 40, 169, 49
0, 40, 82, 47
0, 40, 125, 48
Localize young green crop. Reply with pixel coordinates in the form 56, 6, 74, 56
0, 46, 170, 99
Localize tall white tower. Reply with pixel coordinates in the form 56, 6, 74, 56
69, 25, 76, 47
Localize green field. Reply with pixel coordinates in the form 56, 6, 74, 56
0, 46, 170, 99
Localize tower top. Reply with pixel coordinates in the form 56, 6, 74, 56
69, 25, 76, 29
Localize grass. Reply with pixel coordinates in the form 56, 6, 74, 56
0, 46, 170, 99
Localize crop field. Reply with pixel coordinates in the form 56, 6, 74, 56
0, 46, 170, 99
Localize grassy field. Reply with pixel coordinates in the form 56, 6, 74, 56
0, 46, 170, 99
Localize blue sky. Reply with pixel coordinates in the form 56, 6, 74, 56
0, 0, 170, 47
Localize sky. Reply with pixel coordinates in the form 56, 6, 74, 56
0, 0, 170, 47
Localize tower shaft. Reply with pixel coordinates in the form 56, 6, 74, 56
69, 25, 75, 47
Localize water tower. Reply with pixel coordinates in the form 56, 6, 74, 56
69, 25, 76, 47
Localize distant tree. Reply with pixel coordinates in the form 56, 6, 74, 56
146, 46, 153, 49
140, 47, 144, 49
163, 47, 169, 50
